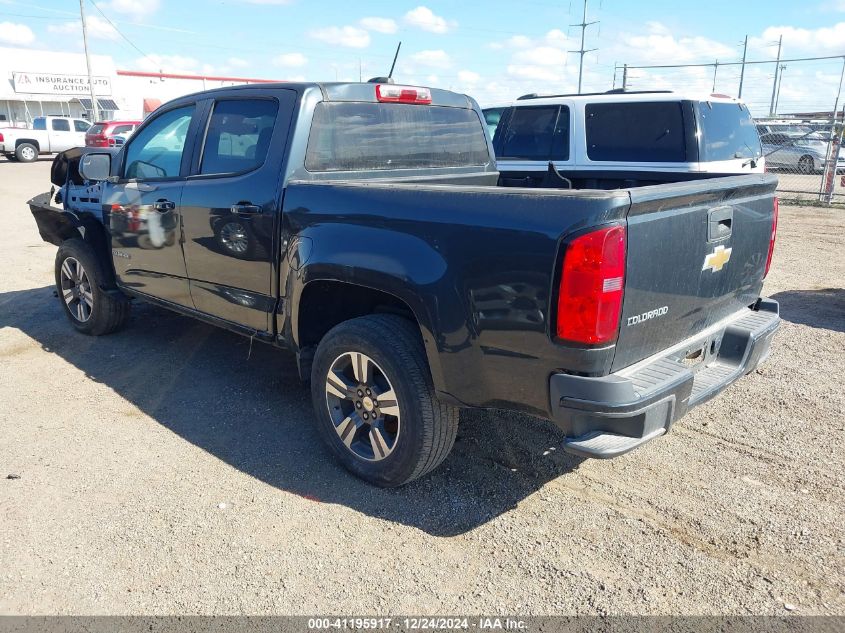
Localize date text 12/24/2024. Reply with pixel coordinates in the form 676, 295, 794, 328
307, 618, 527, 630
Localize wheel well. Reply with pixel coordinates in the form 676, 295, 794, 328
298, 281, 419, 351
66, 219, 117, 287
16, 138, 40, 151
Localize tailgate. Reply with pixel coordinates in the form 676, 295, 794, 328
611, 174, 778, 372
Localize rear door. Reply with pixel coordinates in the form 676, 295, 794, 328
611, 175, 777, 371
104, 102, 202, 307
180, 88, 297, 332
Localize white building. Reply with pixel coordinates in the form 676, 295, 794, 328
1, 46, 278, 127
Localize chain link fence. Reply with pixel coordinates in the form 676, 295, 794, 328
619, 54, 845, 204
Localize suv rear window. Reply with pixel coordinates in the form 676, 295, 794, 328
697, 102, 760, 161
585, 102, 686, 162
305, 102, 490, 172
497, 106, 569, 161
87, 124, 105, 135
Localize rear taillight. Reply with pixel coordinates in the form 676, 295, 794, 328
0, 132, 4, 142
375, 84, 432, 104
764, 196, 779, 278
556, 225, 626, 345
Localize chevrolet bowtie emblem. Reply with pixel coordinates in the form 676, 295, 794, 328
702, 245, 732, 272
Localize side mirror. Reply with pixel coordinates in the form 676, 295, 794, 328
78, 153, 112, 182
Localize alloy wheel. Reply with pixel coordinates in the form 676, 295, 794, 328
219, 222, 249, 254
20, 146, 36, 161
60, 257, 94, 322
324, 352, 401, 461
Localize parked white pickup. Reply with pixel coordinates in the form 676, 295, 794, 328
0, 116, 91, 162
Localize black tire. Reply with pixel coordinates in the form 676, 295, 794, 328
15, 143, 38, 163
4, 153, 17, 162
54, 238, 130, 336
798, 155, 814, 174
310, 314, 458, 487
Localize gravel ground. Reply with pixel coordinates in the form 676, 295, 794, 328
1, 158, 843, 616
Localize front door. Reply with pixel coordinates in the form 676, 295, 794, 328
49, 118, 78, 152
180, 90, 296, 331
105, 104, 199, 307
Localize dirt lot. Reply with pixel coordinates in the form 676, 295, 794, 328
1, 158, 843, 616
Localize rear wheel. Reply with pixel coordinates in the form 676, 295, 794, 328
55, 239, 130, 335
310, 314, 458, 487
15, 143, 38, 163
798, 155, 815, 174
3, 153, 17, 162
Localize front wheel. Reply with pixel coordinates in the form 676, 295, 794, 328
310, 314, 458, 487
55, 239, 130, 335
15, 143, 38, 163
798, 155, 815, 174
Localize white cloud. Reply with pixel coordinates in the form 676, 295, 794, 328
310, 25, 370, 48
754, 23, 845, 54
621, 22, 734, 63
457, 70, 481, 84
411, 49, 452, 69
273, 52, 308, 67
513, 46, 568, 67
239, 0, 292, 3
104, 0, 160, 18
48, 16, 119, 41
0, 21, 34, 46
359, 17, 397, 34
404, 6, 455, 34
227, 57, 249, 68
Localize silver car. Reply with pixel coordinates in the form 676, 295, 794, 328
761, 132, 845, 174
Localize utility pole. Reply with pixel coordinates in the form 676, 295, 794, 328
773, 64, 786, 114
712, 60, 719, 93
79, 0, 98, 123
768, 34, 783, 117
622, 63, 628, 90
569, 0, 598, 94
738, 35, 748, 98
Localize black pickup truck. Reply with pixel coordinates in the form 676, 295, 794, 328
29, 82, 780, 487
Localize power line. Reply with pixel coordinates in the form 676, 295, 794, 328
86, 0, 157, 66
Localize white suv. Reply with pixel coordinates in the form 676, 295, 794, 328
484, 90, 764, 188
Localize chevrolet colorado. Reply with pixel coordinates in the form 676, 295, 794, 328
29, 82, 780, 487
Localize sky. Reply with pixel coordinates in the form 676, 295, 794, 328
1, 0, 845, 116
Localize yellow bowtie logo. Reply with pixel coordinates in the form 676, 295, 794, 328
703, 246, 732, 272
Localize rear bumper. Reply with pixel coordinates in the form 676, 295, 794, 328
550, 298, 780, 458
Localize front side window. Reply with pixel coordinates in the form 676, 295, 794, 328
498, 106, 569, 160
200, 99, 278, 175
306, 102, 490, 172
74, 120, 90, 132
697, 102, 760, 161
123, 106, 194, 180
52, 119, 70, 132
33, 118, 46, 130
585, 101, 686, 162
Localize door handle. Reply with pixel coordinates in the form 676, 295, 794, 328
708, 206, 733, 242
154, 199, 176, 212
231, 203, 262, 215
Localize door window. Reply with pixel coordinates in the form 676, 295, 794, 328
200, 99, 279, 175
52, 119, 70, 132
112, 124, 134, 135
123, 106, 194, 180
74, 120, 91, 132
33, 118, 46, 130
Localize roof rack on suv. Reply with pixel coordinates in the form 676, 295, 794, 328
515, 89, 674, 100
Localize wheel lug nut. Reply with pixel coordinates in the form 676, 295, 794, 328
357, 390, 364, 397
365, 388, 372, 396
362, 412, 369, 420
355, 401, 362, 409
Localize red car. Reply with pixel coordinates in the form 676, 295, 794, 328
85, 120, 141, 147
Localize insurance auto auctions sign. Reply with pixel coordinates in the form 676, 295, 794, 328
12, 72, 112, 96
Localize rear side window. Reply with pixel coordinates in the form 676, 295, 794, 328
112, 124, 134, 135
497, 106, 569, 160
52, 119, 70, 132
697, 102, 761, 161
33, 118, 46, 130
585, 102, 686, 162
201, 99, 278, 175
305, 102, 490, 172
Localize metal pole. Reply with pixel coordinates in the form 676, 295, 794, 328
79, 0, 98, 123
712, 60, 718, 93
622, 64, 628, 90
577, 0, 587, 94
768, 34, 783, 117
738, 35, 748, 98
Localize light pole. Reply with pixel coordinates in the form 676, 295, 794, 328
768, 34, 783, 117
738, 35, 748, 98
